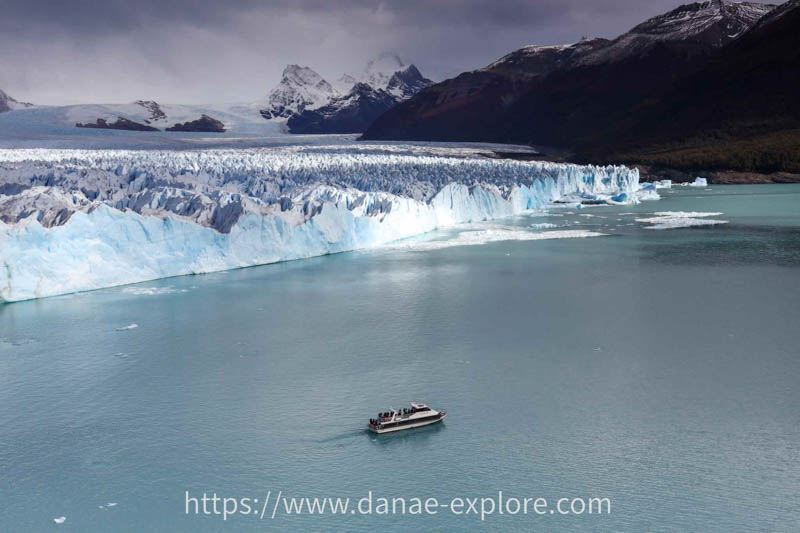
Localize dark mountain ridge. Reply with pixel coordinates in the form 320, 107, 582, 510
363, 0, 798, 174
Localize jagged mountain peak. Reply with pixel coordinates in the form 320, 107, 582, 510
280, 64, 331, 89
260, 55, 431, 132
260, 65, 337, 120
386, 65, 434, 100
338, 53, 416, 93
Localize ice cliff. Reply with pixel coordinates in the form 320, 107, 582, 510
0, 144, 643, 301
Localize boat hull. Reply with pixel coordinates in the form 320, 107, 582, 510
368, 413, 446, 434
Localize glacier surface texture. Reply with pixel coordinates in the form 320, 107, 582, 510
0, 144, 644, 301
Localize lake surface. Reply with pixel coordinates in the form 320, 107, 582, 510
1, 184, 799, 532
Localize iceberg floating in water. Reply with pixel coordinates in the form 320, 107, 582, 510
678, 177, 708, 187
636, 211, 726, 230
0, 145, 649, 301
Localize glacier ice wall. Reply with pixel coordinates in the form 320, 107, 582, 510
0, 146, 641, 301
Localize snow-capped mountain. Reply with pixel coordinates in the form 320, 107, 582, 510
385, 65, 434, 100
333, 53, 432, 98
259, 64, 338, 120
259, 55, 432, 133
361, 53, 407, 89
0, 89, 33, 113
0, 55, 430, 139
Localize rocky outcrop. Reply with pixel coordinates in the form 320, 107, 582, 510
0, 89, 33, 113
135, 100, 167, 122
75, 117, 159, 131
166, 114, 226, 132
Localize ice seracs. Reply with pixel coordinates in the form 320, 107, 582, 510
0, 144, 651, 302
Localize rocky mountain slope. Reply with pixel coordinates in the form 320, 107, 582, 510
362, 0, 797, 173
585, 0, 800, 172
287, 83, 398, 134
0, 89, 33, 113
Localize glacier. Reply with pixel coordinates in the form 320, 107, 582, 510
0, 144, 646, 302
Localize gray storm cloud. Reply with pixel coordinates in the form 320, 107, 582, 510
0, 0, 685, 105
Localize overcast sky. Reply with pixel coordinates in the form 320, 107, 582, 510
1, 0, 696, 105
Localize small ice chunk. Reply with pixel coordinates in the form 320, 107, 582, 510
636, 211, 727, 230
678, 177, 708, 187
115, 323, 138, 331
121, 286, 187, 296
53, 517, 66, 524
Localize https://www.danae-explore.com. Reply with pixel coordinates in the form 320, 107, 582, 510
184, 490, 611, 521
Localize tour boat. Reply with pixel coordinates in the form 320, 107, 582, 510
367, 402, 446, 434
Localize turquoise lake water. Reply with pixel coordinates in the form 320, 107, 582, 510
1, 184, 799, 532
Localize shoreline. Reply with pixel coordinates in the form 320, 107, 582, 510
485, 150, 800, 185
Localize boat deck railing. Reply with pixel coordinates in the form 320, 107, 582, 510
369, 408, 444, 427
